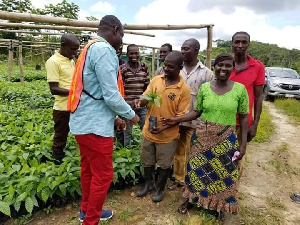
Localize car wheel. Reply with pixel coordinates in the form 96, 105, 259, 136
263, 88, 275, 102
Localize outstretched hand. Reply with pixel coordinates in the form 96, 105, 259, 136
129, 114, 140, 125
150, 126, 165, 134
132, 99, 141, 109
115, 117, 126, 131
161, 117, 178, 126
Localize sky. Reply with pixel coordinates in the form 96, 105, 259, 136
30, 0, 300, 51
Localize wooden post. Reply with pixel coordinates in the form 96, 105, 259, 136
30, 45, 33, 65
41, 48, 45, 65
18, 40, 24, 85
152, 48, 155, 78
206, 25, 213, 69
8, 40, 13, 82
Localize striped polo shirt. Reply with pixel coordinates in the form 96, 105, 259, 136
121, 61, 150, 104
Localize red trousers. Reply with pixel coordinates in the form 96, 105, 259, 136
75, 134, 113, 225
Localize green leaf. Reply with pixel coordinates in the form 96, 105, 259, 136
25, 122, 33, 131
16, 192, 27, 202
114, 158, 128, 163
154, 98, 161, 107
31, 195, 38, 207
22, 153, 29, 160
140, 95, 151, 100
0, 201, 11, 216
59, 184, 66, 196
14, 201, 21, 212
11, 165, 21, 172
41, 188, 50, 203
25, 197, 33, 214
37, 181, 46, 192
3, 195, 13, 205
8, 185, 14, 196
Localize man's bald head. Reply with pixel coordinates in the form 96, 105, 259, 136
165, 51, 183, 67
60, 33, 80, 59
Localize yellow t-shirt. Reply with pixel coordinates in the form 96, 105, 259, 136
142, 75, 191, 143
46, 51, 75, 111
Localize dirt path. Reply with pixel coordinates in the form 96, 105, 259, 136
237, 101, 300, 225
6, 102, 300, 225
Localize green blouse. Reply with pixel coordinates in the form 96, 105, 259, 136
194, 82, 249, 125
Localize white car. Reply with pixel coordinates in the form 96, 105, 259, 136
264, 67, 300, 101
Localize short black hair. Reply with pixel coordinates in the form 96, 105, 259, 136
98, 15, 122, 32
165, 50, 183, 67
185, 38, 200, 50
232, 31, 250, 42
127, 44, 139, 53
161, 43, 172, 52
213, 53, 234, 67
60, 33, 79, 46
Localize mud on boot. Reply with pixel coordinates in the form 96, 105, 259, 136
152, 168, 170, 202
137, 166, 156, 197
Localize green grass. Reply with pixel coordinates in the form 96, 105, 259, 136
274, 99, 300, 124
240, 205, 284, 225
253, 105, 276, 142
266, 196, 286, 210
117, 209, 136, 221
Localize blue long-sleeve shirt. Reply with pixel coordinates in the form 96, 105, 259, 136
69, 36, 135, 137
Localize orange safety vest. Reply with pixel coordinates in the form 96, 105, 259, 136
67, 40, 125, 113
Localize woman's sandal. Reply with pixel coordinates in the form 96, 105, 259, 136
290, 193, 300, 204
178, 201, 193, 214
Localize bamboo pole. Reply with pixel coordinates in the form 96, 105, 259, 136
0, 39, 60, 45
0, 11, 212, 30
8, 40, 13, 82
0, 28, 82, 36
151, 48, 155, 78
18, 40, 24, 85
206, 25, 213, 69
0, 22, 155, 37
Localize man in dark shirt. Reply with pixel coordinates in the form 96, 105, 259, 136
155, 43, 172, 76
117, 44, 150, 146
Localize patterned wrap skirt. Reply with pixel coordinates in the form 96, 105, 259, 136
182, 119, 240, 213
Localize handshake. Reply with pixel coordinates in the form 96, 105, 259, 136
115, 114, 140, 131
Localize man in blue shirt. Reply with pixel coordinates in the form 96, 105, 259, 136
69, 15, 139, 225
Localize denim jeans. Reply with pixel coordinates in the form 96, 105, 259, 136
116, 107, 147, 147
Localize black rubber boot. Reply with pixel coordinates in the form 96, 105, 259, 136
152, 168, 170, 202
137, 166, 155, 197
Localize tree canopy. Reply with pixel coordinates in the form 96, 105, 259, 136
201, 40, 300, 73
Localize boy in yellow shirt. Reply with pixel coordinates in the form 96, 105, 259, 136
133, 51, 191, 202
45, 33, 80, 163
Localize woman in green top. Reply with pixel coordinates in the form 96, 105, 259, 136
163, 53, 249, 220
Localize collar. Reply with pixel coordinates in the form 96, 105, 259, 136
247, 54, 256, 66
182, 60, 205, 74
160, 74, 184, 88
54, 50, 71, 61
124, 61, 143, 72
92, 36, 116, 53
234, 54, 255, 74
